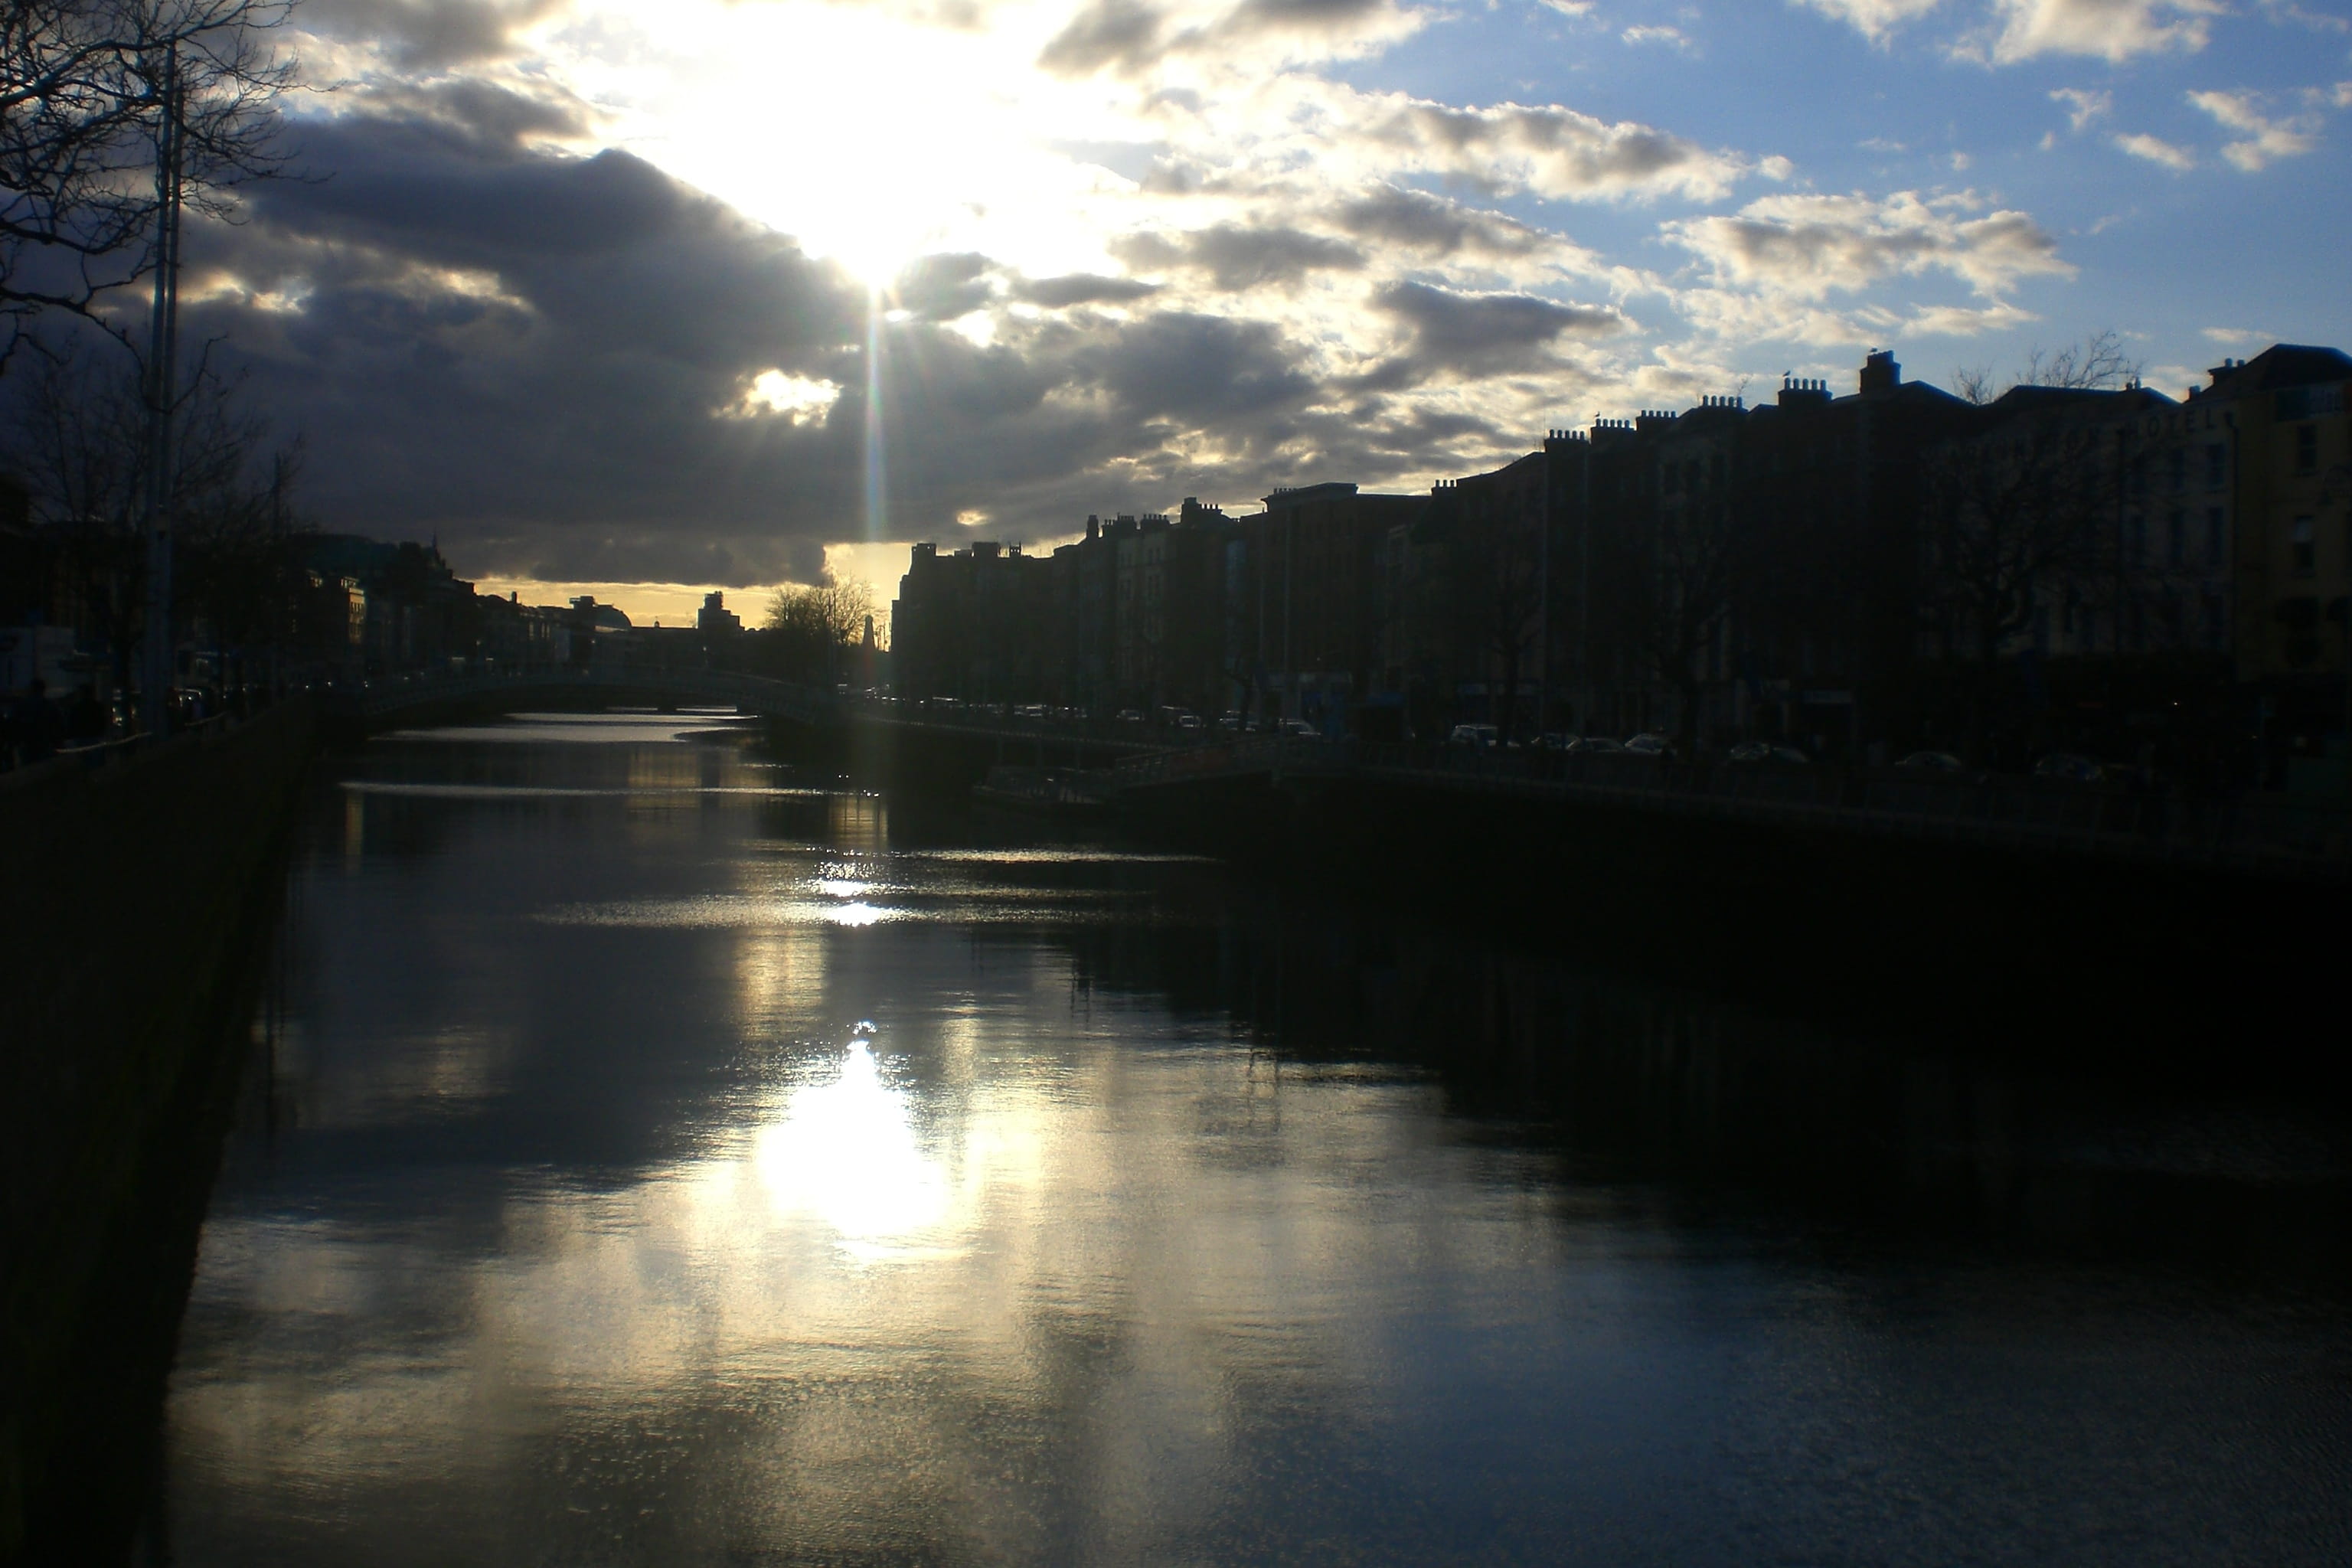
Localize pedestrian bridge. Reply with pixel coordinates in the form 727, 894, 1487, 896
346, 667, 837, 727
346, 668, 1161, 760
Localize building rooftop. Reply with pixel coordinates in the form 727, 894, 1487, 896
2197, 344, 2352, 399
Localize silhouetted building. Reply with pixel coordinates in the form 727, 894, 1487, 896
891, 540, 1063, 704
697, 590, 743, 635
1234, 483, 1426, 728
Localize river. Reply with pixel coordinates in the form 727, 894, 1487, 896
145, 712, 2352, 1565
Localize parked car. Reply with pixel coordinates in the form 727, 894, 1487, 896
1895, 750, 1965, 772
1115, 708, 1145, 726
1282, 719, 1321, 738
1622, 732, 1675, 756
1447, 723, 1500, 750
1174, 713, 1205, 731
1728, 741, 1808, 764
2034, 751, 2105, 784
1563, 736, 1625, 754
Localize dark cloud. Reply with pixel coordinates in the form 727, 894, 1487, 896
1331, 185, 1550, 260
1357, 279, 1624, 388
1112, 224, 1365, 290
1222, 0, 1387, 31
1038, 0, 1165, 77
1011, 273, 1161, 307
890, 252, 997, 320
157, 107, 1511, 579
343, 77, 596, 155
1073, 312, 1315, 423
1040, 0, 1400, 79
298, 0, 570, 68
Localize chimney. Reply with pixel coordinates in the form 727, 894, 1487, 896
1860, 350, 1900, 394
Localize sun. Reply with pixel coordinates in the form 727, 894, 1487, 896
560, 0, 1132, 295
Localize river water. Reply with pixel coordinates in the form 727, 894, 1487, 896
149, 713, 2352, 1565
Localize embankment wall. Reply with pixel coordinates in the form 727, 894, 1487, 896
0, 703, 318, 1561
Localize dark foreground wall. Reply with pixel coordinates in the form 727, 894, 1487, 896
0, 704, 318, 1562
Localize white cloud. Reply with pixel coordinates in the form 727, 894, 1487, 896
1346, 89, 1756, 201
2115, 131, 2198, 168
1622, 24, 1692, 49
1978, 0, 2226, 64
2051, 87, 2112, 132
1799, 0, 2226, 64
1792, 0, 1947, 44
2259, 1, 2352, 34
1667, 190, 2073, 304
2188, 87, 2326, 169
726, 371, 844, 425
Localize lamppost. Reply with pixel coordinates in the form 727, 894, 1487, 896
2321, 459, 2352, 799
138, 47, 185, 738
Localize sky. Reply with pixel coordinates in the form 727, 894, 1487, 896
166, 0, 2352, 621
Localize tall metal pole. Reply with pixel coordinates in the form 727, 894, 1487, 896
139, 46, 183, 737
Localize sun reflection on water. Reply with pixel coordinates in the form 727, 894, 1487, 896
753, 1040, 958, 1257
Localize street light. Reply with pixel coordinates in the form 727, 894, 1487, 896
2320, 458, 2352, 799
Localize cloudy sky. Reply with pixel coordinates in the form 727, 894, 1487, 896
176, 0, 2352, 618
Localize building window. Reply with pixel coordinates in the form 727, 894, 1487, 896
2167, 510, 2185, 567
2295, 423, 2318, 473
2292, 514, 2316, 577
2126, 513, 2145, 568
2207, 507, 2226, 568
2206, 443, 2227, 489
2205, 593, 2226, 650
2168, 448, 2187, 493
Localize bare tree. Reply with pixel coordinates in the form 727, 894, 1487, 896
1919, 408, 2116, 757
1952, 329, 2141, 406
1594, 495, 1733, 753
1, 0, 298, 367
6, 342, 299, 689
761, 571, 873, 683
1445, 508, 1544, 742
1928, 332, 2148, 751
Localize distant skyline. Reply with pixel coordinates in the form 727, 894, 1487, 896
170, 0, 2351, 616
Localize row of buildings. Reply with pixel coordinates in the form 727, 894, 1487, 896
0, 504, 760, 702
890, 345, 2352, 772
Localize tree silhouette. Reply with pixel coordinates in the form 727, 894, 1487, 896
2, 0, 298, 368
6, 344, 301, 691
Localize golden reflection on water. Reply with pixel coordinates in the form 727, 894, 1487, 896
169, 1005, 1514, 1555
751, 1040, 962, 1256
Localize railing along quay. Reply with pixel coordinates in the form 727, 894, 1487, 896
1096, 737, 2352, 881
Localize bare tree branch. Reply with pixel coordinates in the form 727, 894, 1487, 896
1, 0, 299, 366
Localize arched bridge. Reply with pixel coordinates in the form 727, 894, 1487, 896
341, 667, 1165, 764
345, 667, 837, 728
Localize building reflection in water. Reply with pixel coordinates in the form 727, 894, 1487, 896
151, 714, 2352, 1567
